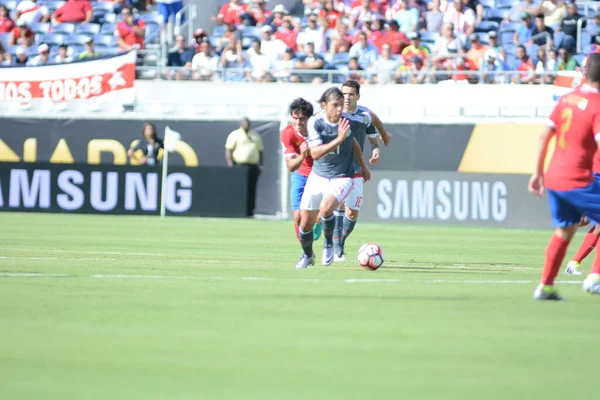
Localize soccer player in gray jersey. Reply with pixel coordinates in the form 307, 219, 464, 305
333, 79, 386, 261
295, 87, 370, 268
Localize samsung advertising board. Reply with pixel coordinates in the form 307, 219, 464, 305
360, 172, 552, 229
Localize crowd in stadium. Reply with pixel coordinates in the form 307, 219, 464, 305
1, 0, 599, 84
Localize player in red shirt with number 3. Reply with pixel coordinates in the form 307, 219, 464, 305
529, 53, 600, 300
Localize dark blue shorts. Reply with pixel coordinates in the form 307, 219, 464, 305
157, 1, 184, 23
290, 172, 308, 211
547, 176, 600, 227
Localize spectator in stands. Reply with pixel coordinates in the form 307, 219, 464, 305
506, 0, 538, 23
386, 0, 418, 34
482, 50, 506, 84
319, 0, 343, 30
488, 31, 501, 53
167, 34, 194, 80
274, 15, 299, 51
350, 0, 381, 30
14, 45, 28, 64
402, 31, 429, 69
375, 20, 408, 55
26, 42, 50, 66
115, 7, 146, 51
365, 17, 383, 44
535, 47, 556, 84
411, 0, 428, 29
15, 0, 49, 25
329, 21, 353, 54
0, 43, 11, 65
128, 122, 164, 166
213, 0, 248, 26
51, 0, 92, 24
512, 44, 535, 83
245, 0, 272, 26
220, 38, 246, 81
443, 0, 475, 37
215, 23, 241, 54
349, 31, 378, 69
245, 39, 273, 82
530, 14, 554, 47
225, 117, 263, 217
557, 48, 580, 71
54, 44, 73, 63
192, 39, 219, 80
514, 13, 533, 45
266, 4, 289, 30
193, 28, 208, 49
346, 56, 367, 83
253, 25, 286, 62
156, 0, 184, 25
272, 48, 298, 82
370, 43, 400, 83
296, 13, 325, 53
424, 0, 444, 34
406, 56, 427, 83
588, 14, 600, 37
0, 5, 15, 33
294, 41, 325, 83
555, 1, 584, 52
463, 0, 484, 25
79, 37, 100, 59
8, 21, 34, 46
466, 33, 488, 71
431, 23, 462, 72
538, 0, 566, 28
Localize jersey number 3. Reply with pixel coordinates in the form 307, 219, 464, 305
557, 108, 573, 149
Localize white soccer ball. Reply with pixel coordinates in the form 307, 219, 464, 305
357, 243, 385, 270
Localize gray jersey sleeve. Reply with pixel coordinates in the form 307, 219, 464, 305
307, 116, 323, 147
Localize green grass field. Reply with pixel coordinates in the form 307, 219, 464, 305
0, 213, 597, 399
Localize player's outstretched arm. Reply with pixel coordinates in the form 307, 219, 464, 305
528, 126, 555, 199
353, 138, 371, 182
368, 110, 391, 146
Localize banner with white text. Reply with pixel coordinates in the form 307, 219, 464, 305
0, 51, 135, 104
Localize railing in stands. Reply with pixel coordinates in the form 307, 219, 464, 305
175, 4, 198, 46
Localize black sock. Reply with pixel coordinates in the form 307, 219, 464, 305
341, 215, 357, 249
321, 214, 335, 247
299, 228, 314, 257
333, 210, 344, 253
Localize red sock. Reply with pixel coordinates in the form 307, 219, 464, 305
590, 239, 600, 274
573, 229, 599, 263
294, 223, 300, 239
541, 234, 570, 285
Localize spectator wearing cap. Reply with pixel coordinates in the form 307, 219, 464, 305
514, 13, 533, 45
192, 28, 208, 53
297, 13, 325, 53
54, 44, 72, 63
51, 0, 92, 24
375, 20, 408, 54
14, 45, 28, 64
245, 0, 272, 26
15, 0, 49, 25
401, 32, 429, 69
79, 37, 100, 59
370, 43, 400, 84
213, 0, 248, 26
220, 38, 246, 81
294, 42, 325, 83
245, 39, 273, 82
482, 50, 506, 84
272, 48, 298, 82
443, 0, 475, 36
466, 33, 488, 71
349, 0, 381, 30
251, 25, 286, 62
537, 0, 566, 28
8, 20, 34, 46
167, 35, 195, 80
155, 0, 184, 26
191, 40, 219, 81
329, 21, 354, 54
424, 0, 444, 33
535, 47, 556, 84
266, 4, 289, 29
349, 31, 378, 70
27, 42, 51, 66
556, 1, 584, 52
530, 14, 553, 47
512, 45, 535, 84
386, 0, 417, 34
488, 31, 501, 53
274, 15, 299, 51
0, 6, 14, 33
115, 7, 146, 51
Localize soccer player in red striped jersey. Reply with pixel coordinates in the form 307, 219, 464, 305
529, 53, 600, 300
280, 98, 322, 240
564, 150, 600, 275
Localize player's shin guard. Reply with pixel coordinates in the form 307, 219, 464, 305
321, 214, 336, 247
298, 229, 314, 257
573, 228, 599, 263
333, 210, 344, 253
541, 234, 570, 285
341, 215, 357, 249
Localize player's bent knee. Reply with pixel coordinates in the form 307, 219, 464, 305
555, 225, 578, 240
346, 208, 359, 220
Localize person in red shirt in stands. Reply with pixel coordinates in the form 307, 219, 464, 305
0, 6, 15, 33
319, 0, 343, 30
274, 16, 298, 52
115, 7, 146, 50
51, 0, 92, 24
513, 44, 535, 84
248, 0, 271, 26
8, 21, 34, 46
329, 21, 353, 53
375, 20, 408, 54
213, 0, 247, 26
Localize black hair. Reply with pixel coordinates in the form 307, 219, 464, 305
318, 87, 343, 104
142, 122, 157, 140
517, 44, 527, 54
342, 79, 361, 95
587, 53, 600, 83
289, 98, 314, 118
59, 44, 68, 50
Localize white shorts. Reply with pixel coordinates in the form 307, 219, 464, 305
299, 172, 354, 211
345, 176, 364, 210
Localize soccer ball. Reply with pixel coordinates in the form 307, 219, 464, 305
357, 243, 384, 270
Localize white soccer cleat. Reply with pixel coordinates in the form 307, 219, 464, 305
583, 273, 600, 295
565, 260, 583, 275
322, 245, 334, 266
334, 252, 346, 262
533, 284, 566, 301
295, 254, 315, 269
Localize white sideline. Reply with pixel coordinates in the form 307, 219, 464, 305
0, 256, 116, 261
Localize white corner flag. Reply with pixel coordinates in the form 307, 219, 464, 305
160, 126, 182, 219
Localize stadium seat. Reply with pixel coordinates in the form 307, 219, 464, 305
332, 52, 350, 64
505, 52, 517, 68
69, 43, 84, 56
496, 0, 517, 8
475, 21, 499, 33
580, 31, 592, 48
241, 36, 255, 49
52, 23, 76, 34
93, 34, 116, 48
476, 32, 490, 44
0, 0, 17, 12
141, 13, 164, 26
92, 2, 116, 13
92, 10, 107, 24
100, 23, 115, 34
76, 23, 100, 35
39, 33, 65, 46
103, 13, 118, 24
213, 25, 226, 37
503, 43, 516, 54
478, 0, 495, 8
208, 35, 219, 49
574, 53, 588, 67
500, 21, 520, 32
30, 22, 51, 34
420, 31, 439, 43
64, 34, 92, 45
242, 26, 261, 38
485, 8, 509, 23
500, 30, 514, 45
43, 0, 65, 13
0, 33, 8, 48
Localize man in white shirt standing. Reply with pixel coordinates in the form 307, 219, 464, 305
443, 0, 475, 38
15, 0, 49, 25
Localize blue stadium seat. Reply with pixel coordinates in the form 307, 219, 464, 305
500, 30, 514, 45
242, 26, 261, 38
505, 52, 517, 68
39, 33, 65, 46
64, 34, 93, 45
496, 0, 517, 8
580, 31, 592, 48
101, 23, 115, 34
499, 21, 520, 32
475, 21, 500, 33
503, 43, 516, 54
92, 9, 107, 24
29, 22, 51, 34
52, 23, 76, 34
93, 34, 116, 48
485, 8, 509, 23
76, 23, 101, 35
103, 13, 118, 24
241, 36, 254, 49
0, 0, 17, 11
141, 13, 164, 26
69, 43, 85, 56
476, 32, 490, 44
92, 2, 116, 13
420, 31, 439, 43
332, 52, 350, 64
213, 25, 226, 37
0, 33, 9, 48
478, 0, 495, 8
